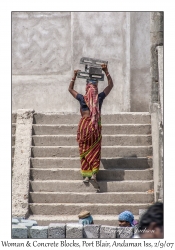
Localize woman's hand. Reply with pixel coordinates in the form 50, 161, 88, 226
73, 70, 79, 79
101, 64, 108, 74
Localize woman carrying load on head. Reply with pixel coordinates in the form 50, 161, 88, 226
68, 64, 113, 183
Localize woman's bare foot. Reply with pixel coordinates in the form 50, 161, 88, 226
83, 177, 89, 183
91, 174, 96, 181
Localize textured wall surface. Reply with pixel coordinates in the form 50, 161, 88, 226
12, 12, 71, 75
71, 12, 130, 113
12, 12, 151, 113
130, 12, 151, 111
12, 109, 34, 218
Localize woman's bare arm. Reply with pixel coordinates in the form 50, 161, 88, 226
68, 70, 79, 98
101, 64, 113, 97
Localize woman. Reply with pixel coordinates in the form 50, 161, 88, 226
118, 210, 137, 227
78, 210, 94, 225
68, 64, 113, 183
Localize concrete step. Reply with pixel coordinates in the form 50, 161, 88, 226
31, 146, 152, 158
12, 147, 15, 157
29, 191, 154, 204
30, 180, 154, 192
32, 135, 152, 146
28, 214, 140, 226
30, 157, 152, 169
30, 168, 153, 181
29, 203, 151, 216
33, 113, 151, 125
12, 135, 15, 146
12, 124, 16, 135
32, 124, 151, 135
12, 113, 17, 123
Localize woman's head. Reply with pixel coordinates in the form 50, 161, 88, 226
86, 79, 98, 86
84, 80, 100, 129
138, 202, 163, 238
118, 211, 135, 227
78, 210, 94, 225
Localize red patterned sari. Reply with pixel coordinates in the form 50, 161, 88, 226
77, 116, 102, 177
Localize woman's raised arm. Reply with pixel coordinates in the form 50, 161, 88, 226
68, 70, 79, 98
101, 64, 113, 97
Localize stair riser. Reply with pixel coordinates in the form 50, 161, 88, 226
32, 125, 151, 135
12, 147, 15, 158
31, 158, 152, 169
12, 136, 15, 146
33, 113, 151, 125
29, 204, 150, 215
31, 147, 152, 158
12, 125, 16, 135
32, 135, 152, 146
30, 169, 153, 181
30, 181, 154, 192
30, 193, 154, 204
12, 113, 17, 123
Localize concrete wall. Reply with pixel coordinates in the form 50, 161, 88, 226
12, 12, 151, 113
150, 12, 163, 202
130, 12, 151, 111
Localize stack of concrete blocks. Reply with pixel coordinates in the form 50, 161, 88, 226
12, 219, 136, 239
12, 218, 40, 238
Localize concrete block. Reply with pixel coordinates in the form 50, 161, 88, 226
83, 224, 100, 238
100, 225, 117, 238
12, 218, 19, 224
48, 223, 66, 238
12, 217, 25, 223
21, 219, 38, 225
18, 222, 35, 229
66, 223, 83, 239
19, 222, 36, 238
30, 226, 48, 238
12, 224, 28, 238
117, 227, 134, 238
133, 225, 139, 235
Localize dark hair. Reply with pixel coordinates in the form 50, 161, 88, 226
138, 202, 163, 232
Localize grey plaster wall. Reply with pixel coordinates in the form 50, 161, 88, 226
12, 12, 151, 113
130, 12, 151, 111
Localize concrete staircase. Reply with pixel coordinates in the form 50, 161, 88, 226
28, 113, 154, 226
